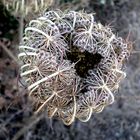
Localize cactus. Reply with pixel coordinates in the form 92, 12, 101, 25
18, 10, 131, 125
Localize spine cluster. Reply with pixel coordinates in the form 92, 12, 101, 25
19, 10, 131, 125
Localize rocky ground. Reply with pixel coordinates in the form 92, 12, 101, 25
0, 0, 140, 140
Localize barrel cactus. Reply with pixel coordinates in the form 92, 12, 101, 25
18, 10, 131, 125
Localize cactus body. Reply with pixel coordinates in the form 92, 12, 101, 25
19, 10, 131, 125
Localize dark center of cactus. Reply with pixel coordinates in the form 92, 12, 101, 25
66, 46, 103, 78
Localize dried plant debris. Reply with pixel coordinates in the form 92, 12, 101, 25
2, 0, 53, 17
18, 10, 132, 125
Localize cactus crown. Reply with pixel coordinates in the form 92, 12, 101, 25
19, 10, 131, 125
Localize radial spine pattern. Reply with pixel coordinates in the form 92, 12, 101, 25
19, 10, 131, 125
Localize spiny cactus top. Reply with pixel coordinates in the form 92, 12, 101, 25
18, 10, 131, 125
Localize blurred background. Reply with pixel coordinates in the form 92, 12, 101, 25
0, 0, 140, 140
